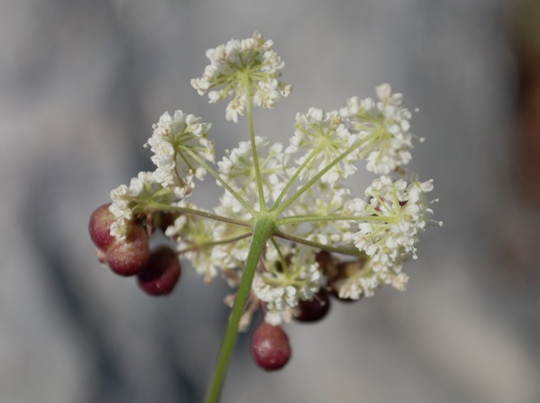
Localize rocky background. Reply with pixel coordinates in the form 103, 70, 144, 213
2, 0, 540, 402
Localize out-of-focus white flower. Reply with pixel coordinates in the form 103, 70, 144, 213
285, 182, 355, 244
191, 31, 292, 122
165, 201, 225, 283
217, 136, 290, 203
146, 110, 213, 196
340, 83, 416, 174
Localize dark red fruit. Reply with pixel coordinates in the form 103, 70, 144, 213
155, 211, 179, 233
315, 250, 332, 270
89, 203, 116, 251
251, 323, 291, 371
137, 246, 181, 296
294, 289, 331, 322
105, 224, 149, 276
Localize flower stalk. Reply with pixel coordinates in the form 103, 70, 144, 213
204, 216, 275, 403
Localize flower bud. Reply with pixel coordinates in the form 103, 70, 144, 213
137, 246, 181, 296
251, 322, 291, 371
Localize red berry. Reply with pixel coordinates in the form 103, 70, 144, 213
251, 323, 291, 371
105, 224, 149, 276
89, 203, 116, 251
137, 246, 181, 296
294, 289, 331, 322
156, 211, 179, 233
315, 250, 332, 270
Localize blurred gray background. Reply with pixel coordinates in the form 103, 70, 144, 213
2, 0, 540, 402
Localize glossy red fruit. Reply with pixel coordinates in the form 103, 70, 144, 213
251, 323, 291, 371
105, 224, 149, 276
137, 246, 181, 296
89, 203, 116, 251
294, 289, 331, 322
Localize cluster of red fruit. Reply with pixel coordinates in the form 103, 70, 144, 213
89, 204, 359, 372
88, 204, 181, 296
252, 251, 364, 371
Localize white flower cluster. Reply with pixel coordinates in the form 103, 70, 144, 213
285, 182, 355, 244
191, 30, 292, 122
334, 262, 410, 300
146, 110, 214, 196
218, 136, 290, 202
109, 171, 173, 241
287, 108, 359, 184
165, 201, 252, 283
352, 176, 437, 272
252, 246, 324, 325
340, 83, 415, 174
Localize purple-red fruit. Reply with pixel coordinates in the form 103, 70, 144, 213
105, 224, 149, 276
251, 323, 291, 371
294, 289, 331, 322
156, 211, 179, 233
137, 246, 181, 296
89, 203, 116, 251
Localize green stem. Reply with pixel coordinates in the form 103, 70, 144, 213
274, 229, 365, 258
243, 75, 267, 212
145, 202, 252, 229
273, 142, 363, 216
183, 149, 257, 216
277, 214, 392, 225
204, 215, 275, 403
177, 232, 253, 255
271, 145, 322, 209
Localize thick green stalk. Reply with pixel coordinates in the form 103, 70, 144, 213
204, 215, 275, 403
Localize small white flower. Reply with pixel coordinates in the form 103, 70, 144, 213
340, 84, 415, 174
352, 175, 436, 271
392, 273, 409, 291
287, 108, 359, 184
109, 171, 171, 241
337, 271, 387, 300
146, 110, 213, 196
217, 136, 290, 203
253, 246, 324, 324
165, 201, 224, 282
191, 31, 291, 122
285, 182, 355, 244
